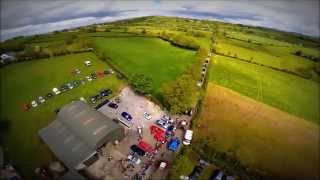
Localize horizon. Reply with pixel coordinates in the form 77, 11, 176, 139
1, 0, 319, 41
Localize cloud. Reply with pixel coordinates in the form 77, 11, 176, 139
0, 0, 319, 41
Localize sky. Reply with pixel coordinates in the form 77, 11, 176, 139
1, 0, 319, 41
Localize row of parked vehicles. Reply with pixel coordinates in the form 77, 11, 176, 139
24, 69, 115, 111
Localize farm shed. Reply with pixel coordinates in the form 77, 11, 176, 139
39, 101, 125, 171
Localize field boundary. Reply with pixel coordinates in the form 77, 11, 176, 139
215, 52, 317, 81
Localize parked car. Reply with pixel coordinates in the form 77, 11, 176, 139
143, 112, 152, 120
22, 103, 31, 111
210, 170, 224, 180
108, 102, 118, 109
189, 164, 205, 180
121, 112, 132, 121
59, 84, 69, 92
72, 80, 80, 88
90, 95, 101, 104
38, 96, 45, 103
130, 145, 146, 156
67, 83, 74, 89
80, 78, 86, 85
91, 73, 97, 79
94, 99, 109, 110
52, 87, 61, 95
100, 89, 112, 97
167, 138, 180, 151
79, 97, 86, 102
183, 130, 193, 145
84, 60, 91, 66
156, 119, 171, 129
31, 100, 38, 107
75, 68, 81, 74
46, 92, 54, 99
86, 76, 92, 82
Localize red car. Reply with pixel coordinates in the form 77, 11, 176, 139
22, 103, 31, 112
138, 141, 154, 153
150, 125, 167, 143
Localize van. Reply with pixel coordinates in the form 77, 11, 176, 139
183, 130, 193, 145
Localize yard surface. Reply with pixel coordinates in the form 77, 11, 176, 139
196, 83, 319, 180
0, 52, 124, 178
93, 36, 196, 97
210, 55, 320, 124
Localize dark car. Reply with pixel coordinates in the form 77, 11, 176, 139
72, 80, 81, 87
121, 112, 132, 121
100, 89, 112, 97
59, 84, 69, 92
94, 99, 109, 110
130, 145, 145, 156
46, 92, 54, 99
189, 165, 205, 180
108, 102, 118, 109
91, 73, 97, 79
90, 95, 102, 104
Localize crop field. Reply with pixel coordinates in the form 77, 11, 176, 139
0, 52, 124, 177
93, 36, 196, 96
195, 84, 319, 180
210, 55, 320, 124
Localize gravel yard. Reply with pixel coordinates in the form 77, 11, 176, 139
85, 87, 192, 180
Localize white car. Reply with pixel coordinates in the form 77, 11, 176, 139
79, 97, 86, 102
31, 100, 38, 107
84, 60, 91, 66
52, 87, 61, 95
86, 76, 92, 82
38, 96, 45, 103
143, 112, 152, 120
183, 130, 193, 145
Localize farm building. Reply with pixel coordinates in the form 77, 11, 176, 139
39, 101, 125, 171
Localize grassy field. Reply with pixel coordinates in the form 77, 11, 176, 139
210, 55, 320, 124
93, 36, 196, 97
0, 52, 124, 178
215, 38, 319, 80
195, 83, 319, 180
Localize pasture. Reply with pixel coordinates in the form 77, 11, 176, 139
195, 83, 319, 180
210, 55, 320, 124
215, 38, 319, 80
93, 36, 196, 97
0, 52, 124, 177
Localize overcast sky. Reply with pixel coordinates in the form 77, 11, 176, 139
1, 0, 319, 41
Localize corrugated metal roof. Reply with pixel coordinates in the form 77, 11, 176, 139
39, 101, 124, 169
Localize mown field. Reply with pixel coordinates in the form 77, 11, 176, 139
93, 36, 196, 97
0, 52, 124, 177
210, 55, 320, 124
214, 29, 320, 81
195, 83, 319, 180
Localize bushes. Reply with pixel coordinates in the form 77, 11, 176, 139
192, 137, 269, 180
161, 74, 198, 114
129, 73, 153, 95
158, 31, 200, 50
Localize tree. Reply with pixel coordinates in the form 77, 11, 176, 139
129, 74, 153, 95
161, 74, 198, 114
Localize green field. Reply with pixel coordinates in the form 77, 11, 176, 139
0, 52, 124, 177
93, 36, 196, 96
215, 38, 319, 80
210, 55, 320, 124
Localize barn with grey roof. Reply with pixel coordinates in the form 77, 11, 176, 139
39, 101, 125, 171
